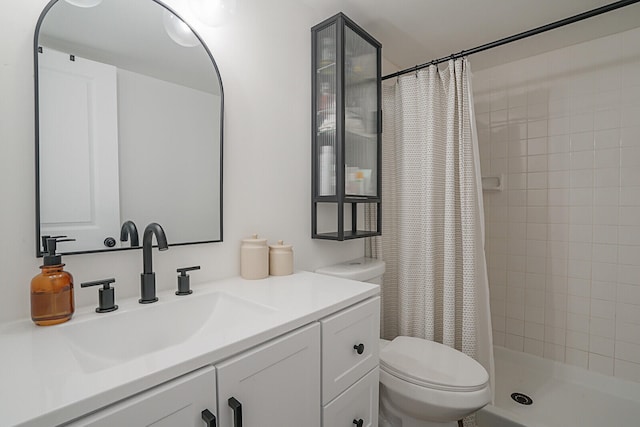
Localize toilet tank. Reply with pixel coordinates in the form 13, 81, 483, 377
315, 257, 385, 284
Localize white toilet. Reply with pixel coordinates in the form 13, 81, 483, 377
316, 258, 491, 427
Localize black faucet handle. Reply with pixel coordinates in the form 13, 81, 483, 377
176, 266, 200, 296
81, 278, 118, 313
177, 265, 201, 275
81, 278, 116, 288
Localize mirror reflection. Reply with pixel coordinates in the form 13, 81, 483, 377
35, 0, 223, 255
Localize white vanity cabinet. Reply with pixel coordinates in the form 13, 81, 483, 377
216, 323, 321, 427
65, 366, 217, 427
4, 274, 382, 427
320, 296, 380, 427
65, 325, 321, 427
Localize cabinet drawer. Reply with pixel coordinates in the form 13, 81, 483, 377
321, 296, 380, 404
65, 366, 216, 427
323, 367, 379, 427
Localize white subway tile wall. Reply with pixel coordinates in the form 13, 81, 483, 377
474, 27, 640, 382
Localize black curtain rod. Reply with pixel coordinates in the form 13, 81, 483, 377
382, 0, 640, 81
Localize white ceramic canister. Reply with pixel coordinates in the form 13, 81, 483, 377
240, 234, 269, 279
269, 240, 293, 276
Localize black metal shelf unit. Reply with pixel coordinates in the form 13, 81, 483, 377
311, 13, 382, 241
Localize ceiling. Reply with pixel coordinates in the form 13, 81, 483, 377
37, 0, 640, 84
301, 0, 640, 73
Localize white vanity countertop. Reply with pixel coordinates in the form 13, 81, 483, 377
0, 271, 379, 427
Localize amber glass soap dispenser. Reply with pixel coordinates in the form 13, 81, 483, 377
31, 236, 75, 326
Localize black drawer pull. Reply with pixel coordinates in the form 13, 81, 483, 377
353, 343, 365, 354
201, 409, 216, 427
353, 418, 364, 427
228, 397, 243, 427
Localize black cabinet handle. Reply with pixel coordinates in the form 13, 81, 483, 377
201, 409, 216, 427
228, 397, 243, 427
353, 343, 365, 354
353, 419, 364, 427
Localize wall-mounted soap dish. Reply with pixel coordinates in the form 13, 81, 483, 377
481, 174, 503, 192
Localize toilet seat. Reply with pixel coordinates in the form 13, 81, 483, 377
380, 336, 489, 393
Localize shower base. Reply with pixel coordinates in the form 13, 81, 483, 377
477, 346, 640, 426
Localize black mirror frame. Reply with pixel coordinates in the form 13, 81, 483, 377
33, 0, 224, 257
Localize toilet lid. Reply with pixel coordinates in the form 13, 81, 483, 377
380, 336, 489, 392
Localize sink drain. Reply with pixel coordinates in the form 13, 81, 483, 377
511, 392, 533, 405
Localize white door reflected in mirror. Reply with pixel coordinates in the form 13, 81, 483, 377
39, 48, 121, 252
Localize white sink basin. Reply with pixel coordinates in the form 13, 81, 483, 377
59, 291, 276, 373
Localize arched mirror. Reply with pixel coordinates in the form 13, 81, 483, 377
34, 0, 223, 256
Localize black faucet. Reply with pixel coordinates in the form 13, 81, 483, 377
139, 223, 168, 304
120, 220, 139, 247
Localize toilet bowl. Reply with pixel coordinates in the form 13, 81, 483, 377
316, 258, 491, 427
379, 337, 490, 427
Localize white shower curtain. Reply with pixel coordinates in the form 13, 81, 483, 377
366, 58, 494, 415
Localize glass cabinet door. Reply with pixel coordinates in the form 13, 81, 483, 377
344, 25, 378, 197
316, 23, 337, 197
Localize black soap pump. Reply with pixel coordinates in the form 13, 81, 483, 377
30, 236, 76, 326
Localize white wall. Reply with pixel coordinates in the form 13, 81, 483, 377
474, 27, 640, 381
0, 0, 365, 323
